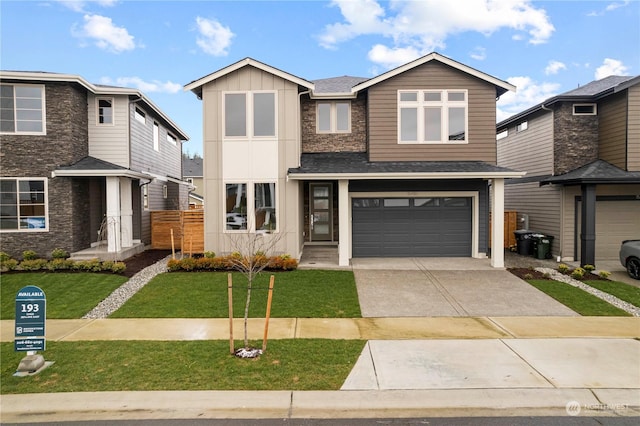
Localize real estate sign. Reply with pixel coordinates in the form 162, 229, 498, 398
15, 286, 46, 351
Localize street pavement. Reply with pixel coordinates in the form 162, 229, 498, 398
2, 255, 639, 422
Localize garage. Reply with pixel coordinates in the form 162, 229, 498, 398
352, 196, 472, 257
595, 200, 640, 260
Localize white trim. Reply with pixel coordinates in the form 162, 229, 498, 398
96, 96, 114, 126
350, 191, 480, 258
316, 100, 351, 134
222, 181, 279, 234
0, 83, 46, 135
223, 90, 278, 139
572, 103, 597, 116
52, 169, 150, 179
288, 171, 526, 180
0, 177, 49, 233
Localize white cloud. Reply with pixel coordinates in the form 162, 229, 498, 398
496, 76, 560, 122
470, 46, 486, 61
195, 16, 234, 56
544, 60, 567, 75
588, 1, 630, 16
319, 0, 554, 69
367, 44, 421, 69
72, 14, 135, 53
100, 76, 182, 94
595, 58, 630, 79
56, 0, 117, 13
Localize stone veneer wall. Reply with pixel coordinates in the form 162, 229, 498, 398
301, 93, 367, 153
0, 82, 90, 259
553, 102, 599, 175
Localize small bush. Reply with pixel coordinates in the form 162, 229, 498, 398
101, 260, 115, 271
1, 258, 18, 272
110, 262, 126, 274
179, 257, 197, 271
73, 259, 102, 272
203, 251, 216, 258
571, 267, 585, 280
51, 248, 70, 259
523, 273, 533, 280
22, 250, 38, 261
167, 254, 298, 272
0, 252, 11, 262
598, 270, 611, 279
167, 259, 182, 272
19, 259, 48, 271
543, 272, 551, 279
583, 264, 595, 273
47, 258, 74, 271
558, 263, 570, 273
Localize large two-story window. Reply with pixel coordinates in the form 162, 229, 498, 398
0, 178, 48, 231
224, 92, 276, 138
317, 101, 350, 133
398, 90, 467, 143
225, 182, 277, 233
0, 84, 46, 134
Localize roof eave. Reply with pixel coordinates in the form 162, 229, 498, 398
52, 169, 151, 180
288, 171, 526, 181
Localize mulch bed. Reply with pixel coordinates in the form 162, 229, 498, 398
120, 250, 173, 278
508, 267, 602, 281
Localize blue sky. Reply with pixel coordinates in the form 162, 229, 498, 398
2, 0, 638, 156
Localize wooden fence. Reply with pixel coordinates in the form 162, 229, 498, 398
151, 210, 204, 253
489, 211, 518, 249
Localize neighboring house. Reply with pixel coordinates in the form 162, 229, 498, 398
185, 53, 523, 267
0, 71, 190, 260
182, 156, 204, 208
497, 75, 640, 266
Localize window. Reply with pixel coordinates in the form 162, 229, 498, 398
153, 122, 159, 151
317, 101, 350, 133
398, 90, 467, 143
162, 184, 167, 199
516, 121, 528, 132
142, 185, 149, 210
0, 178, 47, 231
167, 133, 177, 146
134, 107, 146, 124
225, 182, 277, 232
97, 98, 113, 124
0, 84, 45, 134
496, 129, 509, 140
573, 103, 597, 115
224, 91, 276, 138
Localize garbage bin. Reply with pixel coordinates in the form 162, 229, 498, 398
534, 235, 554, 260
514, 230, 535, 255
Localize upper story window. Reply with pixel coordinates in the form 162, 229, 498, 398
167, 133, 177, 146
0, 178, 48, 232
97, 98, 113, 124
0, 84, 46, 134
573, 103, 597, 115
398, 90, 467, 144
224, 91, 276, 138
134, 107, 146, 124
317, 101, 350, 133
153, 122, 159, 151
516, 121, 528, 132
496, 129, 509, 140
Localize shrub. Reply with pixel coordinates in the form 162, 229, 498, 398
571, 267, 585, 280
179, 256, 197, 271
583, 264, 595, 273
110, 262, 126, 274
101, 260, 115, 271
558, 263, 570, 273
0, 252, 11, 262
73, 259, 102, 272
166, 254, 298, 272
22, 250, 38, 261
47, 258, 74, 271
523, 273, 533, 280
19, 259, 48, 271
1, 258, 18, 272
598, 270, 611, 279
51, 248, 70, 259
167, 259, 182, 272
203, 251, 216, 258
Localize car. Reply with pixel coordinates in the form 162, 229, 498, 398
619, 240, 640, 280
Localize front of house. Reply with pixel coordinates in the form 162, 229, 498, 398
0, 71, 190, 260
185, 53, 523, 267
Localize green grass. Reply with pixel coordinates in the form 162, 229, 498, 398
111, 270, 361, 318
0, 340, 366, 394
527, 280, 631, 316
1, 273, 128, 319
583, 280, 640, 307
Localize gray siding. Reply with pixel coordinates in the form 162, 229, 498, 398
598, 91, 627, 169
88, 94, 129, 167
497, 111, 554, 175
367, 61, 498, 163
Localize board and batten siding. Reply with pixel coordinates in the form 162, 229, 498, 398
627, 84, 640, 171
200, 65, 301, 256
367, 61, 499, 163
598, 91, 628, 169
497, 111, 554, 176
87, 94, 129, 167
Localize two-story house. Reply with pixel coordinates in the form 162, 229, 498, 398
182, 156, 204, 208
185, 53, 523, 267
0, 71, 190, 260
497, 75, 640, 266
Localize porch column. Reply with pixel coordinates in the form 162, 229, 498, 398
338, 179, 350, 267
490, 178, 505, 268
105, 176, 122, 253
580, 184, 597, 267
120, 178, 133, 248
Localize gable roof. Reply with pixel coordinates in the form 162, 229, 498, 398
540, 159, 640, 186
182, 157, 203, 177
184, 57, 315, 98
351, 52, 515, 97
0, 70, 189, 141
497, 74, 639, 129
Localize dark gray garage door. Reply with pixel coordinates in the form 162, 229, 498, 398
352, 197, 472, 257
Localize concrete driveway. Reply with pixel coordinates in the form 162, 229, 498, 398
352, 258, 577, 317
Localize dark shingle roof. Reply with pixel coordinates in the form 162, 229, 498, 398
312, 76, 369, 94
561, 75, 635, 97
540, 160, 640, 186
57, 156, 127, 171
182, 157, 203, 177
288, 152, 519, 175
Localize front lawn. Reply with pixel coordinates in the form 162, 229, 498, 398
0, 339, 366, 394
583, 280, 640, 307
527, 280, 631, 316
111, 270, 361, 318
1, 273, 128, 319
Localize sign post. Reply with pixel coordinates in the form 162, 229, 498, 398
14, 285, 46, 373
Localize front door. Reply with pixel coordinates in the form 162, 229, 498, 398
310, 183, 333, 241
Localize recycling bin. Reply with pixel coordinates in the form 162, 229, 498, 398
534, 235, 554, 260
514, 230, 535, 256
